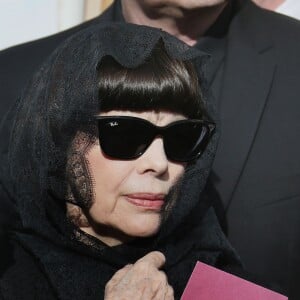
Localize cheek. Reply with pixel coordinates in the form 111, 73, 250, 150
169, 163, 185, 184
85, 145, 133, 209
88, 144, 132, 183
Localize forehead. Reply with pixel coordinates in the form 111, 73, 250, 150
99, 110, 187, 126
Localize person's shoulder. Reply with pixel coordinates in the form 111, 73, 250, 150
256, 6, 300, 62
0, 235, 56, 299
260, 7, 300, 36
233, 1, 300, 56
245, 1, 300, 38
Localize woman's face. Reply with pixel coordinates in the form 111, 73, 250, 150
82, 110, 186, 246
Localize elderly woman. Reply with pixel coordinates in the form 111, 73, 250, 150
0, 23, 240, 299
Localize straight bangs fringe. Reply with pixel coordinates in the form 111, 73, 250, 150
97, 43, 205, 119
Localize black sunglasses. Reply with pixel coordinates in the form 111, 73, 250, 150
95, 116, 215, 162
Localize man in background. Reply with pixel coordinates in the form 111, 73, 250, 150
0, 1, 300, 299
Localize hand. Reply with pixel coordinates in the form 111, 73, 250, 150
104, 251, 174, 300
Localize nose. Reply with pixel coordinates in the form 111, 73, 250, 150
136, 137, 168, 176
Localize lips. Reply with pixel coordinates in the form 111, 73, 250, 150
125, 193, 165, 210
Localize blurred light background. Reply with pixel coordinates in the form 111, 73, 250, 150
0, 0, 113, 50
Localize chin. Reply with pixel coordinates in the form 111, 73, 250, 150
124, 216, 162, 238
131, 227, 160, 238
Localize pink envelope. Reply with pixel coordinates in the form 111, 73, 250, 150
181, 261, 288, 300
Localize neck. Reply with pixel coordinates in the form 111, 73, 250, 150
121, 2, 228, 46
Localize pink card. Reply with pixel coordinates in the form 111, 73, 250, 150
181, 261, 288, 300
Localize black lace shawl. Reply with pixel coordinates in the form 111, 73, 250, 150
0, 23, 240, 299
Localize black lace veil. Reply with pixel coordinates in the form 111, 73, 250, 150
0, 23, 240, 299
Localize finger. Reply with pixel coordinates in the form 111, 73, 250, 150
136, 270, 169, 300
143, 281, 173, 300
136, 251, 166, 269
165, 285, 174, 300
151, 278, 169, 300
105, 264, 132, 288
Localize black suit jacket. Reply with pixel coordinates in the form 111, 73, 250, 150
213, 3, 300, 297
0, 1, 299, 298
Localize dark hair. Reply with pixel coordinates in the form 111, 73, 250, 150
98, 42, 205, 119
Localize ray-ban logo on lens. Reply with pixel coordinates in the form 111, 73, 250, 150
109, 121, 118, 127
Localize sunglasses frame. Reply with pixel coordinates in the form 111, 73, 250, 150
95, 115, 215, 162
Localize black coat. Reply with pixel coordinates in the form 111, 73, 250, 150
0, 236, 274, 300
0, 237, 56, 300
0, 1, 299, 298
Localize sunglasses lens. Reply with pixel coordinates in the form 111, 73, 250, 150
98, 118, 152, 159
97, 117, 214, 162
164, 122, 210, 162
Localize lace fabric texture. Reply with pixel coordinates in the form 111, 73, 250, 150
0, 23, 240, 299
